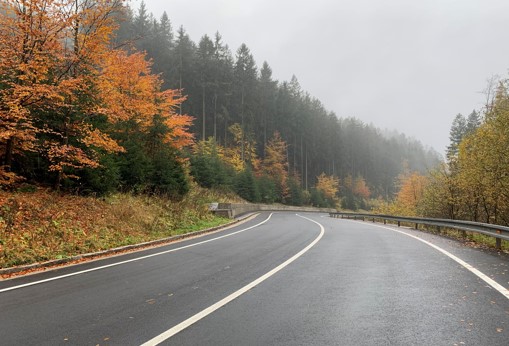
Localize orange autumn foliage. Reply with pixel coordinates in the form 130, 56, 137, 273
97, 49, 194, 150
0, 1, 194, 187
353, 175, 370, 199
0, 0, 73, 175
97, 51, 160, 126
0, 0, 126, 184
374, 171, 428, 216
397, 172, 428, 211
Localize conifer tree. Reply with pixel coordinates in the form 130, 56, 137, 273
446, 113, 467, 163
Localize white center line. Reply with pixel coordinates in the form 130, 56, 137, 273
140, 214, 325, 346
0, 213, 274, 293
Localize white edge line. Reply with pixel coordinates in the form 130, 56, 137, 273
0, 213, 274, 293
346, 219, 509, 300
140, 213, 325, 346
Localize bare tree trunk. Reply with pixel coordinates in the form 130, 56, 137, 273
240, 88, 245, 163
4, 138, 14, 169
293, 134, 297, 175
202, 85, 206, 141
213, 93, 217, 141
179, 54, 183, 115
305, 147, 308, 191
300, 135, 304, 187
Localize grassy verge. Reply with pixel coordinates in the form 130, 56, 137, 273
434, 227, 509, 251
0, 184, 238, 268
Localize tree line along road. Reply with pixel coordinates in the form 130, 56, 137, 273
1, 212, 508, 345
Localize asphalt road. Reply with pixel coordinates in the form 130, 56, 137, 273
1, 212, 509, 345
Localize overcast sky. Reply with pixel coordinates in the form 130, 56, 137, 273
133, 0, 509, 154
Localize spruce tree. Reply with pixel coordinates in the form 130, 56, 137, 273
446, 113, 467, 163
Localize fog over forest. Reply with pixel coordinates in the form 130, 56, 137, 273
137, 0, 509, 153
114, 1, 441, 204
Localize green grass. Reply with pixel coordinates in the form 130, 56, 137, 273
171, 217, 231, 236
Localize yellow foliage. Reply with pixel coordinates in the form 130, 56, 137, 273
393, 172, 428, 216
418, 163, 461, 219
343, 174, 353, 190
193, 137, 224, 157
397, 173, 428, 208
374, 171, 428, 216
455, 83, 509, 223
316, 173, 339, 201
223, 124, 258, 172
261, 131, 289, 198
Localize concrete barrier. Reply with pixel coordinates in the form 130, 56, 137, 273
214, 203, 335, 218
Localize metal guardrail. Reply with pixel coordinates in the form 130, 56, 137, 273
329, 212, 509, 249
213, 203, 336, 219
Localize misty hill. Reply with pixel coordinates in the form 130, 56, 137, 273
115, 4, 440, 198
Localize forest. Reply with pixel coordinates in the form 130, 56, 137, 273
0, 0, 440, 210
379, 79, 509, 228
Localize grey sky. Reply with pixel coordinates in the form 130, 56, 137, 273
133, 0, 509, 154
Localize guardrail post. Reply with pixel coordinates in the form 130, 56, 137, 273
496, 230, 502, 250
397, 221, 400, 227
383, 219, 386, 225
372, 217, 375, 223
415, 223, 418, 230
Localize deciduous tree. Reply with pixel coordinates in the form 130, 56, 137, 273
316, 173, 339, 205
261, 131, 288, 201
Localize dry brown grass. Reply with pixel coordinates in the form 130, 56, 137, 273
0, 183, 233, 268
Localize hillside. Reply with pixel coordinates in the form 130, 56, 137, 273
0, 186, 238, 269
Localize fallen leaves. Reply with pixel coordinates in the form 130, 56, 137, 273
0, 189, 230, 273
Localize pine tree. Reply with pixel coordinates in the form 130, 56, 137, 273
152, 12, 174, 88
466, 110, 481, 135
197, 35, 215, 140
235, 166, 259, 202
258, 62, 278, 156
233, 43, 258, 163
172, 26, 198, 117
446, 113, 467, 163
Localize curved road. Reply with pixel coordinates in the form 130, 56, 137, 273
1, 212, 508, 345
